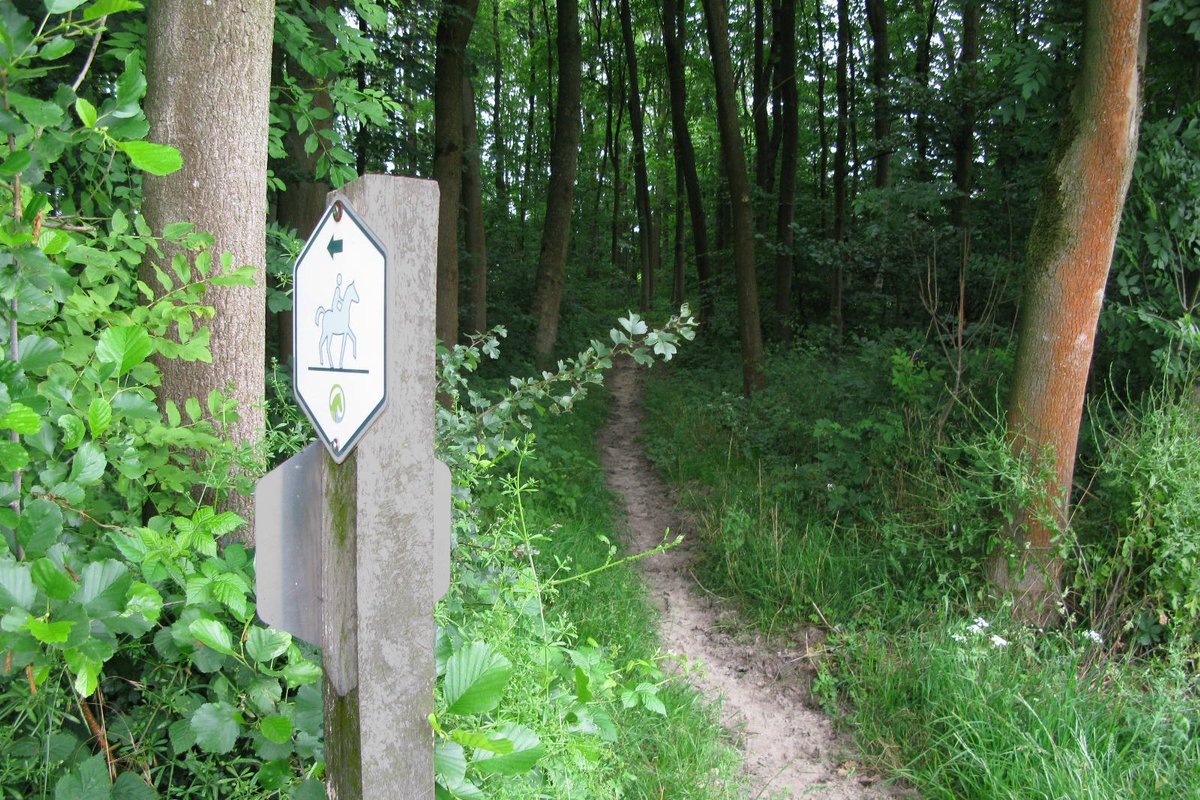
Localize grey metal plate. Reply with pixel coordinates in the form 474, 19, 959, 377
254, 442, 325, 645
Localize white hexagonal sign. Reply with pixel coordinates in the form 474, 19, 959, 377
293, 197, 387, 463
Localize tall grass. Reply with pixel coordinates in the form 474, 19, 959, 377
642, 336, 1200, 800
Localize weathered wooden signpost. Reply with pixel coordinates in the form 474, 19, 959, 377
255, 175, 450, 799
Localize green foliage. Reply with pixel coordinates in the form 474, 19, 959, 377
831, 612, 1200, 799
1080, 390, 1200, 646
0, 6, 322, 797
1104, 107, 1200, 389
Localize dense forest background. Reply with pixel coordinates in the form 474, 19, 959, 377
0, 0, 1198, 797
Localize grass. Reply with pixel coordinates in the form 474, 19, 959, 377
640, 336, 1200, 800
446, 385, 744, 799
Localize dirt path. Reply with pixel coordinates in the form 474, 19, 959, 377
599, 360, 895, 799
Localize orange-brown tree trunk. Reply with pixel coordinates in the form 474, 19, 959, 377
992, 0, 1146, 622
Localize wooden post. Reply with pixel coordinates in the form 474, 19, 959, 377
319, 176, 440, 798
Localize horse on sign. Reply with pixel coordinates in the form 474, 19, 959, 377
315, 281, 360, 369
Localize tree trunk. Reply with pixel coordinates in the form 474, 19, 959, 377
673, 155, 686, 308
463, 75, 488, 335
816, 0, 829, 231
914, 0, 939, 179
530, 0, 583, 368
433, 0, 479, 350
142, 0, 274, 540
662, 0, 714, 321
752, 0, 775, 195
492, 0, 508, 208
950, 0, 980, 228
619, 0, 657, 312
610, 59, 626, 276
701, 0, 766, 395
831, 0, 849, 335
773, 0, 798, 341
991, 0, 1146, 623
866, 0, 891, 189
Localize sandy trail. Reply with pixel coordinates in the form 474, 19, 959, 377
598, 360, 896, 799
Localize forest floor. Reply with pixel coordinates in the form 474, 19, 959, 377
599, 359, 898, 799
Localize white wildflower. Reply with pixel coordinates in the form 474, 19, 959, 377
990, 635, 1009, 648
1084, 630, 1104, 645
967, 617, 990, 634
951, 634, 967, 643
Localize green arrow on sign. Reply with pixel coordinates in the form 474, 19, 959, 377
327, 237, 343, 258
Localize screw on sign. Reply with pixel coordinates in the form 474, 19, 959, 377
292, 197, 388, 463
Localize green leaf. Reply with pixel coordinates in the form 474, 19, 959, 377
64, 647, 103, 697
280, 655, 322, 688
255, 759, 293, 791
57, 415, 85, 449
0, 402, 42, 434
18, 499, 64, 556
75, 559, 131, 616
188, 617, 236, 657
83, 0, 144, 21
0, 150, 32, 177
470, 723, 545, 776
88, 397, 112, 438
9, 93, 64, 127
29, 616, 73, 644
443, 642, 512, 715
124, 582, 162, 623
435, 740, 467, 786
162, 221, 193, 240
96, 325, 154, 376
112, 772, 156, 800
53, 754, 111, 800
184, 397, 201, 422
117, 140, 182, 176
74, 97, 97, 128
449, 728, 514, 755
32, 558, 76, 600
0, 561, 35, 609
39, 35, 75, 61
19, 335, 63, 373
190, 702, 240, 754
260, 715, 292, 744
68, 441, 106, 485
246, 627, 291, 663
0, 441, 28, 471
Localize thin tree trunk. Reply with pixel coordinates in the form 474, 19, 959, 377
610, 58, 626, 275
619, 0, 657, 311
492, 0, 507, 208
433, 0, 479, 349
831, 0, 849, 335
463, 75, 488, 335
662, 0, 714, 321
866, 0, 891, 188
914, 0, 938, 179
816, 0, 829, 231
701, 0, 766, 394
531, 0, 583, 368
992, 0, 1146, 622
142, 0, 274, 540
673, 155, 685, 308
951, 0, 980, 228
774, 0, 798, 341
752, 0, 775, 194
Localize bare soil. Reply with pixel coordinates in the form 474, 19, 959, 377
598, 360, 898, 799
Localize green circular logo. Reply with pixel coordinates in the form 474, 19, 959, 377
329, 384, 346, 423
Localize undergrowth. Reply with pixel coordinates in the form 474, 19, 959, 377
642, 330, 1200, 799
